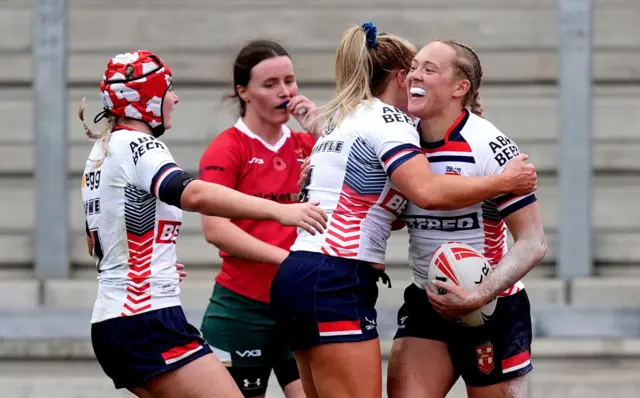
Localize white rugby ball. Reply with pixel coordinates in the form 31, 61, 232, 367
427, 242, 497, 327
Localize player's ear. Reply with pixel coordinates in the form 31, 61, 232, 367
237, 85, 250, 103
396, 69, 408, 89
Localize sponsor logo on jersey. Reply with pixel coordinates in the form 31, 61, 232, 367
488, 135, 520, 167
312, 140, 344, 154
380, 189, 408, 216
403, 213, 479, 231
156, 220, 181, 244
381, 106, 413, 124
130, 136, 166, 166
253, 192, 301, 203
248, 157, 264, 164
84, 170, 101, 190
84, 198, 101, 216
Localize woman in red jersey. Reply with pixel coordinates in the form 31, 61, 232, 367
199, 40, 318, 398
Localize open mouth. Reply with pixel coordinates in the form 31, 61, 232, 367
276, 100, 289, 109
410, 87, 426, 98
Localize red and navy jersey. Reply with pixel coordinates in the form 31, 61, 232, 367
403, 109, 537, 296
199, 118, 315, 303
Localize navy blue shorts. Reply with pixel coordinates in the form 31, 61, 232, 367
270, 251, 387, 351
91, 305, 212, 389
394, 284, 533, 387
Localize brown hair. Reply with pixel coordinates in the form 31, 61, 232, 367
438, 40, 484, 117
315, 24, 416, 129
225, 39, 290, 117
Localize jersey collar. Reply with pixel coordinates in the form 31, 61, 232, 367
234, 118, 291, 153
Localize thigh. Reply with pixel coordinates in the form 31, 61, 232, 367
145, 352, 244, 398
387, 337, 458, 398
307, 339, 382, 398
293, 351, 319, 398
91, 306, 213, 390
449, 290, 533, 388
466, 374, 528, 398
389, 284, 459, 397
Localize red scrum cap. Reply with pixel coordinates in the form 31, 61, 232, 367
96, 50, 173, 137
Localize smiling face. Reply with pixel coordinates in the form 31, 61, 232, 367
406, 41, 472, 119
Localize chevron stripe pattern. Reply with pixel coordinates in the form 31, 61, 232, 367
482, 199, 524, 297
322, 139, 386, 257
122, 184, 156, 316
343, 138, 387, 195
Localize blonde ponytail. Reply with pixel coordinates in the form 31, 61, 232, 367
314, 26, 374, 132
78, 98, 114, 168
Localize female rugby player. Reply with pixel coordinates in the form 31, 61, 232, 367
199, 40, 317, 398
80, 50, 326, 398
270, 22, 537, 398
386, 40, 547, 398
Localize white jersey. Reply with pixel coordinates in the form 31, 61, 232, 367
403, 110, 536, 296
291, 99, 422, 264
82, 126, 186, 323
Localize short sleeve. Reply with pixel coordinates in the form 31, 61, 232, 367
129, 136, 184, 197
480, 133, 537, 218
198, 132, 243, 189
367, 107, 422, 177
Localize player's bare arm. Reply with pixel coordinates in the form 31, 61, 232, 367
390, 153, 537, 211
180, 180, 327, 235
469, 202, 547, 305
201, 215, 289, 265
428, 202, 546, 320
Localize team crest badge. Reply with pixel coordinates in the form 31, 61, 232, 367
476, 343, 494, 374
294, 148, 307, 161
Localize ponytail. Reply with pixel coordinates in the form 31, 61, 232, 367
314, 24, 375, 131
78, 98, 115, 168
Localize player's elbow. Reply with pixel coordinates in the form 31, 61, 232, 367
520, 230, 548, 270
202, 218, 230, 248
532, 233, 548, 265
413, 188, 454, 211
180, 181, 206, 213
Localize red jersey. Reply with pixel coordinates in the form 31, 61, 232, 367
199, 118, 315, 303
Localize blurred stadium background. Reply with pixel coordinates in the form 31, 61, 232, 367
2, 0, 640, 396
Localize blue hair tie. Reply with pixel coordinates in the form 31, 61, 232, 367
361, 21, 378, 49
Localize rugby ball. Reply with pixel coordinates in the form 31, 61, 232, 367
427, 242, 497, 327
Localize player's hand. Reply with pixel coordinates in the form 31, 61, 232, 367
426, 279, 483, 320
274, 201, 328, 235
502, 154, 537, 196
288, 95, 319, 135
176, 263, 187, 283
298, 157, 311, 190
